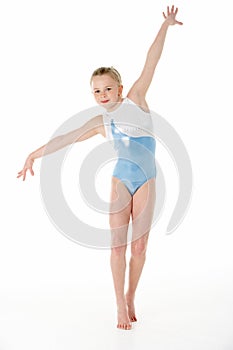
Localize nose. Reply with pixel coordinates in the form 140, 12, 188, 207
100, 90, 106, 98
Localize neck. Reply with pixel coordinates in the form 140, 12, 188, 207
106, 97, 123, 112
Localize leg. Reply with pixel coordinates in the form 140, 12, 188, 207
126, 178, 156, 322
109, 177, 132, 330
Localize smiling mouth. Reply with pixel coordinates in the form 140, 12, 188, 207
101, 100, 109, 104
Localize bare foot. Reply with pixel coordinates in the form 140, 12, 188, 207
117, 304, 132, 330
125, 293, 137, 322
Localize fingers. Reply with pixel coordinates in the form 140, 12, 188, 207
163, 5, 182, 25
16, 170, 26, 181
165, 5, 179, 16
17, 167, 34, 181
30, 167, 34, 176
19, 169, 26, 181
176, 20, 183, 25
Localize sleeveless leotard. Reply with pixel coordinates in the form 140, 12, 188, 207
103, 98, 156, 195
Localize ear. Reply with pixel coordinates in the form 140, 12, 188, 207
118, 85, 123, 96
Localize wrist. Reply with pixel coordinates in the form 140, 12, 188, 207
28, 153, 35, 161
162, 20, 170, 29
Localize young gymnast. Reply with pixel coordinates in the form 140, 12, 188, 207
17, 6, 183, 330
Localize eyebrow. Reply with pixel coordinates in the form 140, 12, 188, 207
93, 84, 117, 89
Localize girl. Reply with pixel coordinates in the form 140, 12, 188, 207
17, 6, 183, 330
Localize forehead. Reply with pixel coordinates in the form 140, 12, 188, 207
92, 74, 116, 88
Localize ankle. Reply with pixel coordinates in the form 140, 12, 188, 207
116, 297, 127, 308
126, 291, 135, 302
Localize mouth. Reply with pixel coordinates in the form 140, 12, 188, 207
101, 100, 110, 104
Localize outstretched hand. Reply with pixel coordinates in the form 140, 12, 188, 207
17, 156, 34, 181
163, 5, 183, 26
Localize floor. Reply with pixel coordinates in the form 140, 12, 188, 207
1, 270, 232, 350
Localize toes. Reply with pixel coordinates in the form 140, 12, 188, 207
117, 323, 132, 330
131, 316, 137, 322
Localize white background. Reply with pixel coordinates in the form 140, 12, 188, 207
1, 0, 233, 349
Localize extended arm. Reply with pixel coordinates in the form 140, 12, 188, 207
127, 5, 183, 106
17, 115, 105, 181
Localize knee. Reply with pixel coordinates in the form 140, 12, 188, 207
131, 239, 148, 257
111, 245, 126, 258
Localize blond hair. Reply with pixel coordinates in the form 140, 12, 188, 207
90, 66, 122, 85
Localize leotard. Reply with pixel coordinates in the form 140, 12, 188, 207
103, 98, 156, 196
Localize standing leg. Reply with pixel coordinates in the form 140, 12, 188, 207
109, 177, 132, 330
126, 178, 156, 322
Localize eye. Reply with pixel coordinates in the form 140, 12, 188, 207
106, 87, 112, 91
94, 90, 100, 94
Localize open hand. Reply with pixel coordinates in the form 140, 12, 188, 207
163, 5, 183, 26
17, 156, 34, 181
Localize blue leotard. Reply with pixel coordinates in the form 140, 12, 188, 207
103, 98, 156, 195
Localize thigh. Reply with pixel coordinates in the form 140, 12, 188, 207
131, 178, 156, 242
109, 177, 132, 248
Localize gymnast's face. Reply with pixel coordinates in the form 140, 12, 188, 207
91, 74, 123, 111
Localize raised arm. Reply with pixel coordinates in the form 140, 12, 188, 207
17, 115, 105, 181
127, 5, 183, 107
